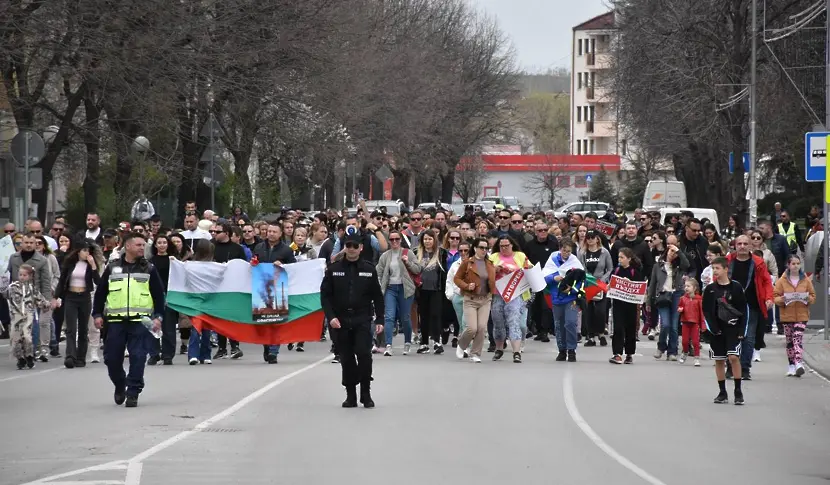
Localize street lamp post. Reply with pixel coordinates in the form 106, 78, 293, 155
43, 126, 58, 222
133, 136, 150, 197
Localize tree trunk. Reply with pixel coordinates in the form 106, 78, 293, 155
82, 95, 101, 214
440, 166, 455, 203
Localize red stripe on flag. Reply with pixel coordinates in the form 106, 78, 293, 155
191, 311, 324, 345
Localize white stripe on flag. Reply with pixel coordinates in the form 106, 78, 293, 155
168, 258, 325, 296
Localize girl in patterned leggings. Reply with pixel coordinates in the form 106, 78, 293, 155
772, 255, 816, 377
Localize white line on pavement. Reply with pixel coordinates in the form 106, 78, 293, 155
563, 370, 668, 485
19, 355, 330, 485
0, 367, 59, 383
0, 343, 9, 348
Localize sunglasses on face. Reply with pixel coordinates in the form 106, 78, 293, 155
389, 237, 401, 241
449, 236, 460, 240
4, 229, 13, 234
345, 242, 361, 249
499, 216, 509, 220
209, 230, 222, 234
476, 246, 488, 250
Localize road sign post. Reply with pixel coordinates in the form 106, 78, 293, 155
200, 114, 224, 210
11, 130, 46, 222
805, 130, 830, 339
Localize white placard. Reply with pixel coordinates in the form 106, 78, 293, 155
0, 236, 14, 276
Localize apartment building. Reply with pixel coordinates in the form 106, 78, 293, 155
570, 11, 627, 158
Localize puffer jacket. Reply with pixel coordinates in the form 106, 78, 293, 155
773, 272, 816, 323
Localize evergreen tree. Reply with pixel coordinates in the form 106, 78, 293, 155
589, 165, 617, 203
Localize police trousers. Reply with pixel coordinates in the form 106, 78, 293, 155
335, 320, 373, 387
104, 318, 152, 397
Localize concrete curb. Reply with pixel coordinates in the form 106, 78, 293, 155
802, 334, 830, 382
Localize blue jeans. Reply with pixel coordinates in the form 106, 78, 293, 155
553, 302, 579, 351
451, 294, 464, 332
657, 290, 683, 355
519, 304, 528, 341
32, 310, 39, 350
740, 308, 760, 371
383, 284, 413, 346
188, 329, 212, 361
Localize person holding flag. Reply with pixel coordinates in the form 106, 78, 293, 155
543, 239, 585, 363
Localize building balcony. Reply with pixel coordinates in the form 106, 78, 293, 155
586, 86, 611, 103
587, 120, 616, 138
587, 52, 611, 70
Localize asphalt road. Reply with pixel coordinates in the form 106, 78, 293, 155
2, 334, 830, 485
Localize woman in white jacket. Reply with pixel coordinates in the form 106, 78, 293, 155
445, 241, 471, 342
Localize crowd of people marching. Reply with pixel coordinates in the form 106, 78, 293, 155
0, 201, 817, 403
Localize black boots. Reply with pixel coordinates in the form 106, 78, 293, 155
360, 383, 374, 408
342, 386, 358, 408
343, 384, 375, 408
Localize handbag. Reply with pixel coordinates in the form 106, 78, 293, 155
403, 249, 422, 287
655, 291, 673, 308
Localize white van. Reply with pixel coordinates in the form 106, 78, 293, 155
643, 181, 687, 209
658, 208, 719, 233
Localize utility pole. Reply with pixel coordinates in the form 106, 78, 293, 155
749, 0, 758, 227
824, 0, 829, 340
209, 114, 216, 211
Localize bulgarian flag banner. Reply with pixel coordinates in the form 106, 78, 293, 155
167, 258, 326, 345
544, 271, 608, 308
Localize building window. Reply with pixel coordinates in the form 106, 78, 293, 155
589, 105, 595, 121
590, 71, 596, 87
577, 72, 582, 89
584, 139, 589, 153
574, 176, 588, 188
576, 140, 582, 155
589, 139, 595, 154
590, 38, 596, 53
577, 106, 582, 122
583, 106, 590, 121
556, 176, 571, 187
621, 139, 628, 155
578, 39, 583, 56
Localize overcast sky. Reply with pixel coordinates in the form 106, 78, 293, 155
469, 0, 611, 72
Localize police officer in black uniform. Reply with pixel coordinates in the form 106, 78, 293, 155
320, 228, 384, 408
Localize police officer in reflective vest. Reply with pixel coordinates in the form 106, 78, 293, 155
320, 228, 384, 408
93, 231, 166, 408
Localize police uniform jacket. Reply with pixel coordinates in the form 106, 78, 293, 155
92, 256, 166, 321
320, 257, 384, 326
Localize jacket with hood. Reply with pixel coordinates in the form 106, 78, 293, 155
773, 271, 816, 323
725, 252, 774, 319
647, 249, 690, 302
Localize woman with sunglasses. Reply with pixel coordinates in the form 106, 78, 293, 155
454, 238, 496, 362
446, 241, 471, 340
32, 235, 60, 363
376, 230, 422, 356
749, 228, 777, 361
443, 230, 464, 346
579, 230, 613, 347
490, 235, 531, 363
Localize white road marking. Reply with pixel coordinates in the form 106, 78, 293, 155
19, 355, 330, 485
0, 343, 9, 348
0, 367, 59, 383
563, 370, 668, 485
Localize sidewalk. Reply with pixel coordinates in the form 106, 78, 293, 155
803, 330, 830, 380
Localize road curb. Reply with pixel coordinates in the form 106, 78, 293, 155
803, 337, 830, 383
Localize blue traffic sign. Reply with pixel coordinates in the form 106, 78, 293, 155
805, 132, 830, 182
728, 152, 750, 174
585, 174, 593, 183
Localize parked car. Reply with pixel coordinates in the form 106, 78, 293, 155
554, 201, 610, 219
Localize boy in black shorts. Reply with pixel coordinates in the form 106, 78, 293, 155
702, 257, 746, 405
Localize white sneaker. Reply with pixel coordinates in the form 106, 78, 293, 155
455, 345, 465, 359
753, 350, 761, 362
786, 365, 796, 376
383, 345, 392, 357
520, 343, 525, 354
653, 350, 664, 360
403, 343, 410, 355
90, 350, 100, 363
694, 358, 701, 367
678, 353, 687, 364
471, 355, 482, 363
203, 359, 212, 364
372, 345, 379, 354
189, 358, 198, 365
795, 363, 806, 377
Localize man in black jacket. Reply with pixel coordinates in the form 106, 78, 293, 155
209, 222, 248, 360
610, 222, 653, 279
524, 220, 559, 341
253, 222, 297, 363
320, 231, 384, 408
677, 218, 710, 285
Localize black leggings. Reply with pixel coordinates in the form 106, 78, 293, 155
582, 298, 608, 338
417, 290, 444, 344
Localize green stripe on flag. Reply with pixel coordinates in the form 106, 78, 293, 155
167, 291, 321, 325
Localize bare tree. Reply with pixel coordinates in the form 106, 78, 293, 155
454, 154, 487, 202
523, 156, 568, 208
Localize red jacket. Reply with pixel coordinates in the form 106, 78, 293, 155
725, 253, 773, 318
678, 294, 704, 325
